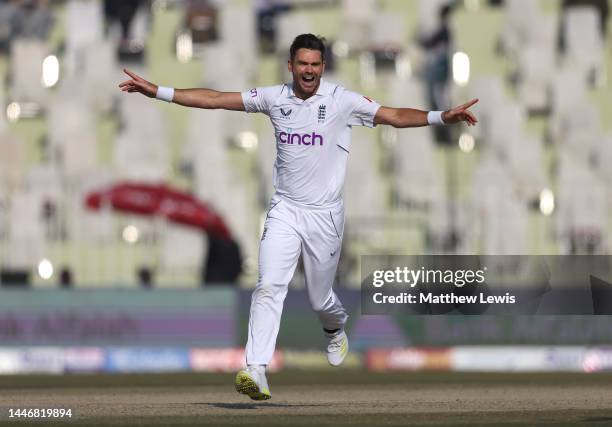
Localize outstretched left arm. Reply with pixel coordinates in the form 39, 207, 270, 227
373, 98, 479, 128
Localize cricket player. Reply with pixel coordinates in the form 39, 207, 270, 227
119, 34, 478, 401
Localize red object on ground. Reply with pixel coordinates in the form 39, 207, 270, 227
85, 182, 231, 240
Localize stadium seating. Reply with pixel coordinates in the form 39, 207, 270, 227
183, 107, 258, 264
7, 190, 46, 269
65, 0, 104, 75
115, 93, 170, 182
81, 41, 118, 113
338, 0, 377, 52
0, 132, 25, 192
218, 3, 258, 80
392, 126, 440, 208
0, 0, 610, 286
8, 39, 50, 110
65, 168, 116, 244
500, 0, 546, 60
562, 6, 605, 85
466, 76, 505, 141
47, 95, 98, 179
504, 134, 547, 203
516, 45, 555, 113
160, 222, 207, 276
470, 153, 529, 255
557, 151, 607, 254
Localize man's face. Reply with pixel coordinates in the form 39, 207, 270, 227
288, 48, 325, 100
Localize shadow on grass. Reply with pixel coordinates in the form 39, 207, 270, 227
201, 402, 328, 410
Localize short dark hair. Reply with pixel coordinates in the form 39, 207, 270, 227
289, 33, 326, 61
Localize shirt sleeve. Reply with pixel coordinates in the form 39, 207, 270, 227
342, 90, 382, 128
240, 86, 279, 115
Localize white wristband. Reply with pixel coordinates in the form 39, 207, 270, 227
427, 111, 445, 125
156, 86, 175, 102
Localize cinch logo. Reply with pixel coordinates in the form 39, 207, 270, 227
278, 132, 324, 146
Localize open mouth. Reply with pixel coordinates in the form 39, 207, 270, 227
301, 75, 315, 86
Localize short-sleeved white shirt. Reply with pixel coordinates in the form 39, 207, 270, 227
241, 80, 381, 208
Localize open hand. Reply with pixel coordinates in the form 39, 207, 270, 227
118, 68, 157, 98
442, 99, 479, 126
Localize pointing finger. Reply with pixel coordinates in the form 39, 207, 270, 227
123, 68, 141, 81
459, 98, 479, 110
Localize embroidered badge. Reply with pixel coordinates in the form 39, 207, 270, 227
318, 104, 326, 123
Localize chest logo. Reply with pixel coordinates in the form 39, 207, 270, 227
318, 104, 326, 123
280, 108, 292, 117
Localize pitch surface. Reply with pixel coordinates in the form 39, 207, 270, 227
0, 371, 611, 426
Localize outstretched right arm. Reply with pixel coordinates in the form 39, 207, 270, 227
118, 69, 245, 111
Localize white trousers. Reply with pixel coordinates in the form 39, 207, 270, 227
245, 195, 348, 365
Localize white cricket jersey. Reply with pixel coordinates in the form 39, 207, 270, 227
241, 80, 381, 208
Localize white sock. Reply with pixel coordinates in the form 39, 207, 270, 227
324, 328, 342, 336
248, 364, 266, 373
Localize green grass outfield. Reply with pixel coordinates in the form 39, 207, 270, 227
1, 370, 612, 426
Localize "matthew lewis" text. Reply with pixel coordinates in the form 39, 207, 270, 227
373, 292, 516, 304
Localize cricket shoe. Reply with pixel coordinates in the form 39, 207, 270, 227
325, 329, 349, 367
235, 366, 271, 401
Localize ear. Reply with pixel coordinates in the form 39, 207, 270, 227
321, 60, 326, 75
287, 59, 293, 73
